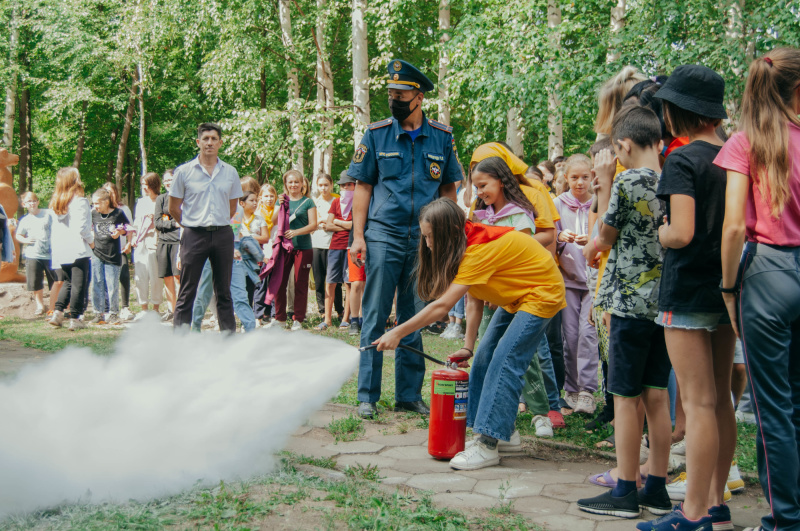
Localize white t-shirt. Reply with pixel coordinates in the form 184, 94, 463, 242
133, 197, 158, 251
311, 194, 336, 249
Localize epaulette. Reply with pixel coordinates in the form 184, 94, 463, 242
428, 119, 453, 134
368, 118, 393, 130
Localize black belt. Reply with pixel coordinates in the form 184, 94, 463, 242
187, 225, 228, 232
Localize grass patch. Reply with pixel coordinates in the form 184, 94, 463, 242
327, 414, 365, 442
0, 316, 122, 355
280, 451, 337, 470
344, 463, 382, 481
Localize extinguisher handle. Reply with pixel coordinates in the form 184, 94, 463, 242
359, 344, 446, 366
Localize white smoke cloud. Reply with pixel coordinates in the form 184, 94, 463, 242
0, 319, 358, 517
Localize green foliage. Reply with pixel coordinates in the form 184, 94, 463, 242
343, 462, 382, 481
1, 0, 798, 205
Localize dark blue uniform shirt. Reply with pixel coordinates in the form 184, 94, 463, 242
348, 114, 463, 241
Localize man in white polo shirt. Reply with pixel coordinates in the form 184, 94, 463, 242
169, 123, 243, 332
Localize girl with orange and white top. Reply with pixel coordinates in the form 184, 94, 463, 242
374, 198, 565, 471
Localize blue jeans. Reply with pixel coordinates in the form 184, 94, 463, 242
191, 257, 256, 333
91, 256, 121, 315
358, 234, 425, 403
449, 295, 466, 319
536, 335, 561, 411
738, 242, 800, 530
468, 307, 551, 441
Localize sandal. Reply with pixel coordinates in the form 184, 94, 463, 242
588, 468, 648, 489
339, 321, 350, 329
314, 322, 329, 331
595, 432, 615, 449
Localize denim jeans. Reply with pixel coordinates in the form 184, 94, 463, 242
467, 308, 551, 441
191, 256, 256, 333
358, 234, 425, 403
91, 256, 121, 315
448, 295, 466, 319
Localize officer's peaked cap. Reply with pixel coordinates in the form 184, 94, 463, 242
386, 59, 434, 93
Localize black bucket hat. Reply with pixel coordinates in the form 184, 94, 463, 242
654, 65, 728, 120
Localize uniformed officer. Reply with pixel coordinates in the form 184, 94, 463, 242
348, 59, 463, 419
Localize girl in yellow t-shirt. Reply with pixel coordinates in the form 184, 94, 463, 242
374, 198, 565, 471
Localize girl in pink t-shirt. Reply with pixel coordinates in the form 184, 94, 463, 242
715, 47, 800, 531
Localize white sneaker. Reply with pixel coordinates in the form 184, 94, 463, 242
574, 391, 596, 414
68, 318, 86, 331
728, 462, 745, 493
290, 320, 303, 331
265, 319, 285, 329
666, 472, 687, 500
449, 440, 500, 470
451, 323, 464, 339
119, 307, 135, 321
49, 310, 65, 328
564, 392, 579, 410
671, 438, 686, 456
466, 430, 521, 452
735, 410, 756, 425
439, 323, 455, 339
532, 415, 554, 438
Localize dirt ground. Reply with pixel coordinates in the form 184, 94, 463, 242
0, 283, 51, 320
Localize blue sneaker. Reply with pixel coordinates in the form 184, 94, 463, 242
636, 506, 713, 531
708, 504, 733, 531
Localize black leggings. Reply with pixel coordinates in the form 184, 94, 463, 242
56, 257, 91, 318
120, 253, 131, 308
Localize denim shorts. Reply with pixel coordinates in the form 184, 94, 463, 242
656, 311, 730, 332
326, 249, 349, 284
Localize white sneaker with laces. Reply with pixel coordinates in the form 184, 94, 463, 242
449, 440, 500, 470
290, 320, 303, 331
451, 323, 464, 339
265, 319, 285, 329
671, 438, 686, 456
667, 472, 687, 500
440, 323, 456, 339
564, 392, 579, 410
465, 430, 521, 452
532, 415, 554, 438
119, 307, 135, 321
574, 391, 596, 414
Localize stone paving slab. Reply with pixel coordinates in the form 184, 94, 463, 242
406, 472, 477, 493
473, 477, 545, 499
287, 403, 769, 531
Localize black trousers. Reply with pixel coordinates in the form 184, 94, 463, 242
56, 257, 91, 318
120, 253, 131, 308
174, 226, 235, 332
311, 248, 343, 315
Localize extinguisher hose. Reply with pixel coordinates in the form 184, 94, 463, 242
359, 344, 446, 366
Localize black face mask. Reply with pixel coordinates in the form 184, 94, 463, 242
389, 96, 418, 122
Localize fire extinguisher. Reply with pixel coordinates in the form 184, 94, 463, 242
428, 356, 469, 460
359, 344, 469, 460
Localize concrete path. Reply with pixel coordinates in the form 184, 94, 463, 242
295, 403, 769, 531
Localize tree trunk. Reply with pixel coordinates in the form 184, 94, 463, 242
351, 0, 370, 148
438, 0, 451, 124
26, 90, 31, 189
279, 0, 304, 174
106, 127, 119, 182
73, 100, 89, 168
312, 0, 335, 191
115, 83, 137, 192
17, 88, 29, 216
136, 63, 147, 176
606, 0, 625, 64
725, 0, 746, 125
3, 6, 19, 151
547, 0, 563, 160
506, 107, 524, 159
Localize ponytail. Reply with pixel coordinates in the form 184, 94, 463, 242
740, 48, 800, 217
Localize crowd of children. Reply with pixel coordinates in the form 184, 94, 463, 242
8, 48, 800, 531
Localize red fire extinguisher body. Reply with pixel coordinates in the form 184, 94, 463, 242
428, 365, 469, 459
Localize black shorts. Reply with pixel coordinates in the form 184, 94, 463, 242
25, 258, 57, 292
608, 314, 671, 397
157, 242, 180, 278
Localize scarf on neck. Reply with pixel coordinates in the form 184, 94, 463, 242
472, 201, 535, 226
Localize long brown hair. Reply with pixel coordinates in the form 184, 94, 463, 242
102, 182, 122, 208
595, 66, 648, 135
472, 157, 538, 217
416, 199, 467, 301
740, 48, 800, 217
49, 167, 84, 215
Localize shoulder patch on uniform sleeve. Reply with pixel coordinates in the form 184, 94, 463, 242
428, 119, 453, 134
368, 118, 393, 130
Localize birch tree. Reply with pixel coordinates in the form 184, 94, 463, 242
606, 0, 625, 63
547, 0, 563, 160
2, 4, 19, 152
351, 0, 370, 148
279, 0, 304, 174
312, 0, 334, 186
438, 0, 450, 125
